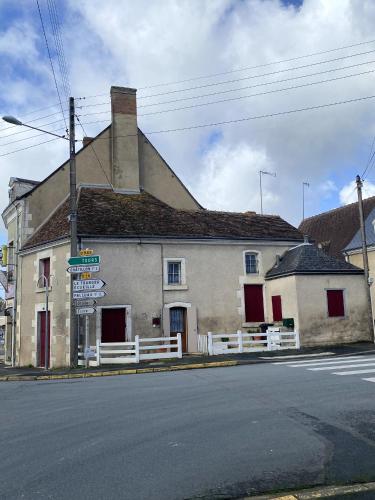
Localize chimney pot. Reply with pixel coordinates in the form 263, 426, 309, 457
82, 137, 94, 148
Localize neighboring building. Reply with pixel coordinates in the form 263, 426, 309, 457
1, 86, 371, 368
266, 241, 371, 346
299, 197, 375, 260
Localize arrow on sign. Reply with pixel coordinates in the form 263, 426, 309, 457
74, 299, 97, 307
76, 307, 96, 315
73, 290, 106, 299
68, 255, 100, 266
73, 279, 106, 291
67, 265, 100, 274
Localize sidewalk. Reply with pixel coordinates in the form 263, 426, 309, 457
1, 341, 375, 381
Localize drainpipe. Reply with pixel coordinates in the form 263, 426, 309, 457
160, 243, 164, 335
11, 204, 21, 366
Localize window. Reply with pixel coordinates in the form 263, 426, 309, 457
245, 252, 258, 274
39, 258, 50, 286
168, 261, 181, 284
327, 289, 345, 317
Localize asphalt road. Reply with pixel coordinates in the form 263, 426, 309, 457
2, 355, 375, 499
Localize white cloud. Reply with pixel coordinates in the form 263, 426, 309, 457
339, 179, 375, 204
2, 0, 375, 235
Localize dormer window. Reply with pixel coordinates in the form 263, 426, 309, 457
245, 252, 258, 274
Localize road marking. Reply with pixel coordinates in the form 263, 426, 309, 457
308, 362, 375, 371
263, 352, 334, 360
277, 355, 375, 366
362, 377, 375, 382
334, 368, 375, 375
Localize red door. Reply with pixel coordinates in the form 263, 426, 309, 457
38, 311, 50, 368
244, 285, 265, 322
272, 295, 283, 321
101, 308, 126, 342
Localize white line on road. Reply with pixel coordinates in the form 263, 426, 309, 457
263, 352, 334, 360
362, 377, 375, 382
278, 356, 375, 367
334, 369, 375, 376
309, 362, 375, 371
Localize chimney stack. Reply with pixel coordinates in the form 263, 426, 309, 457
110, 86, 140, 191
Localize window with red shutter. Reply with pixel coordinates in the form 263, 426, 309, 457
327, 289, 345, 317
272, 295, 283, 322
39, 258, 50, 286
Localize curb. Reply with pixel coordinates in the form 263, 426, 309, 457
0, 360, 239, 382
247, 480, 375, 499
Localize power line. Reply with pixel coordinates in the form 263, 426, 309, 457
88, 93, 375, 138
74, 66, 375, 121
136, 38, 375, 91
75, 115, 114, 189
0, 137, 61, 157
137, 68, 375, 117
137, 58, 375, 109
47, 0, 71, 100
3, 94, 375, 158
75, 59, 375, 121
138, 49, 375, 100
77, 38, 375, 101
36, 0, 67, 130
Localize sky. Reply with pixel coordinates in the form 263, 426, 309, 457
1, 0, 375, 240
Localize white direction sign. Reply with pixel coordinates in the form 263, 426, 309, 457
67, 265, 100, 274
73, 279, 106, 291
73, 290, 106, 299
74, 299, 97, 307
76, 307, 96, 315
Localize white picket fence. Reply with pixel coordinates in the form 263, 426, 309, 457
78, 333, 182, 366
206, 329, 300, 356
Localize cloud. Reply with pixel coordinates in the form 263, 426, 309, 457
2, 0, 375, 237
339, 179, 375, 204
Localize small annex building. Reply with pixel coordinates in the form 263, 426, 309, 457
265, 241, 371, 346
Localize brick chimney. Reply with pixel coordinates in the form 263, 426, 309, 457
82, 136, 94, 147
110, 86, 140, 191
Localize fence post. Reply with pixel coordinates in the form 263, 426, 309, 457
96, 339, 100, 366
135, 335, 140, 363
295, 331, 300, 349
208, 332, 213, 355
237, 330, 243, 353
177, 333, 182, 358
266, 330, 271, 351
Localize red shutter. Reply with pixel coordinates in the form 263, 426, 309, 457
272, 295, 283, 321
244, 285, 265, 322
327, 290, 345, 317
44, 258, 50, 281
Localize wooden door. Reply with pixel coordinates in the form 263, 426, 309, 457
272, 295, 283, 321
101, 308, 126, 342
38, 311, 50, 368
244, 285, 265, 322
170, 307, 187, 352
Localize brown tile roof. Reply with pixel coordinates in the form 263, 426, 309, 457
299, 196, 375, 260
22, 188, 303, 250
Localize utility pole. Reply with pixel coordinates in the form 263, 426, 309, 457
356, 174, 374, 339
302, 181, 310, 220
259, 170, 276, 215
69, 97, 78, 366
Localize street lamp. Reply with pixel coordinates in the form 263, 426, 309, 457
2, 101, 78, 366
2, 115, 68, 140
259, 170, 276, 215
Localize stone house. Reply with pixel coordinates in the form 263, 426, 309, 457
1, 86, 371, 367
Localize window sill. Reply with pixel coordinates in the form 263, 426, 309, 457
164, 284, 188, 291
